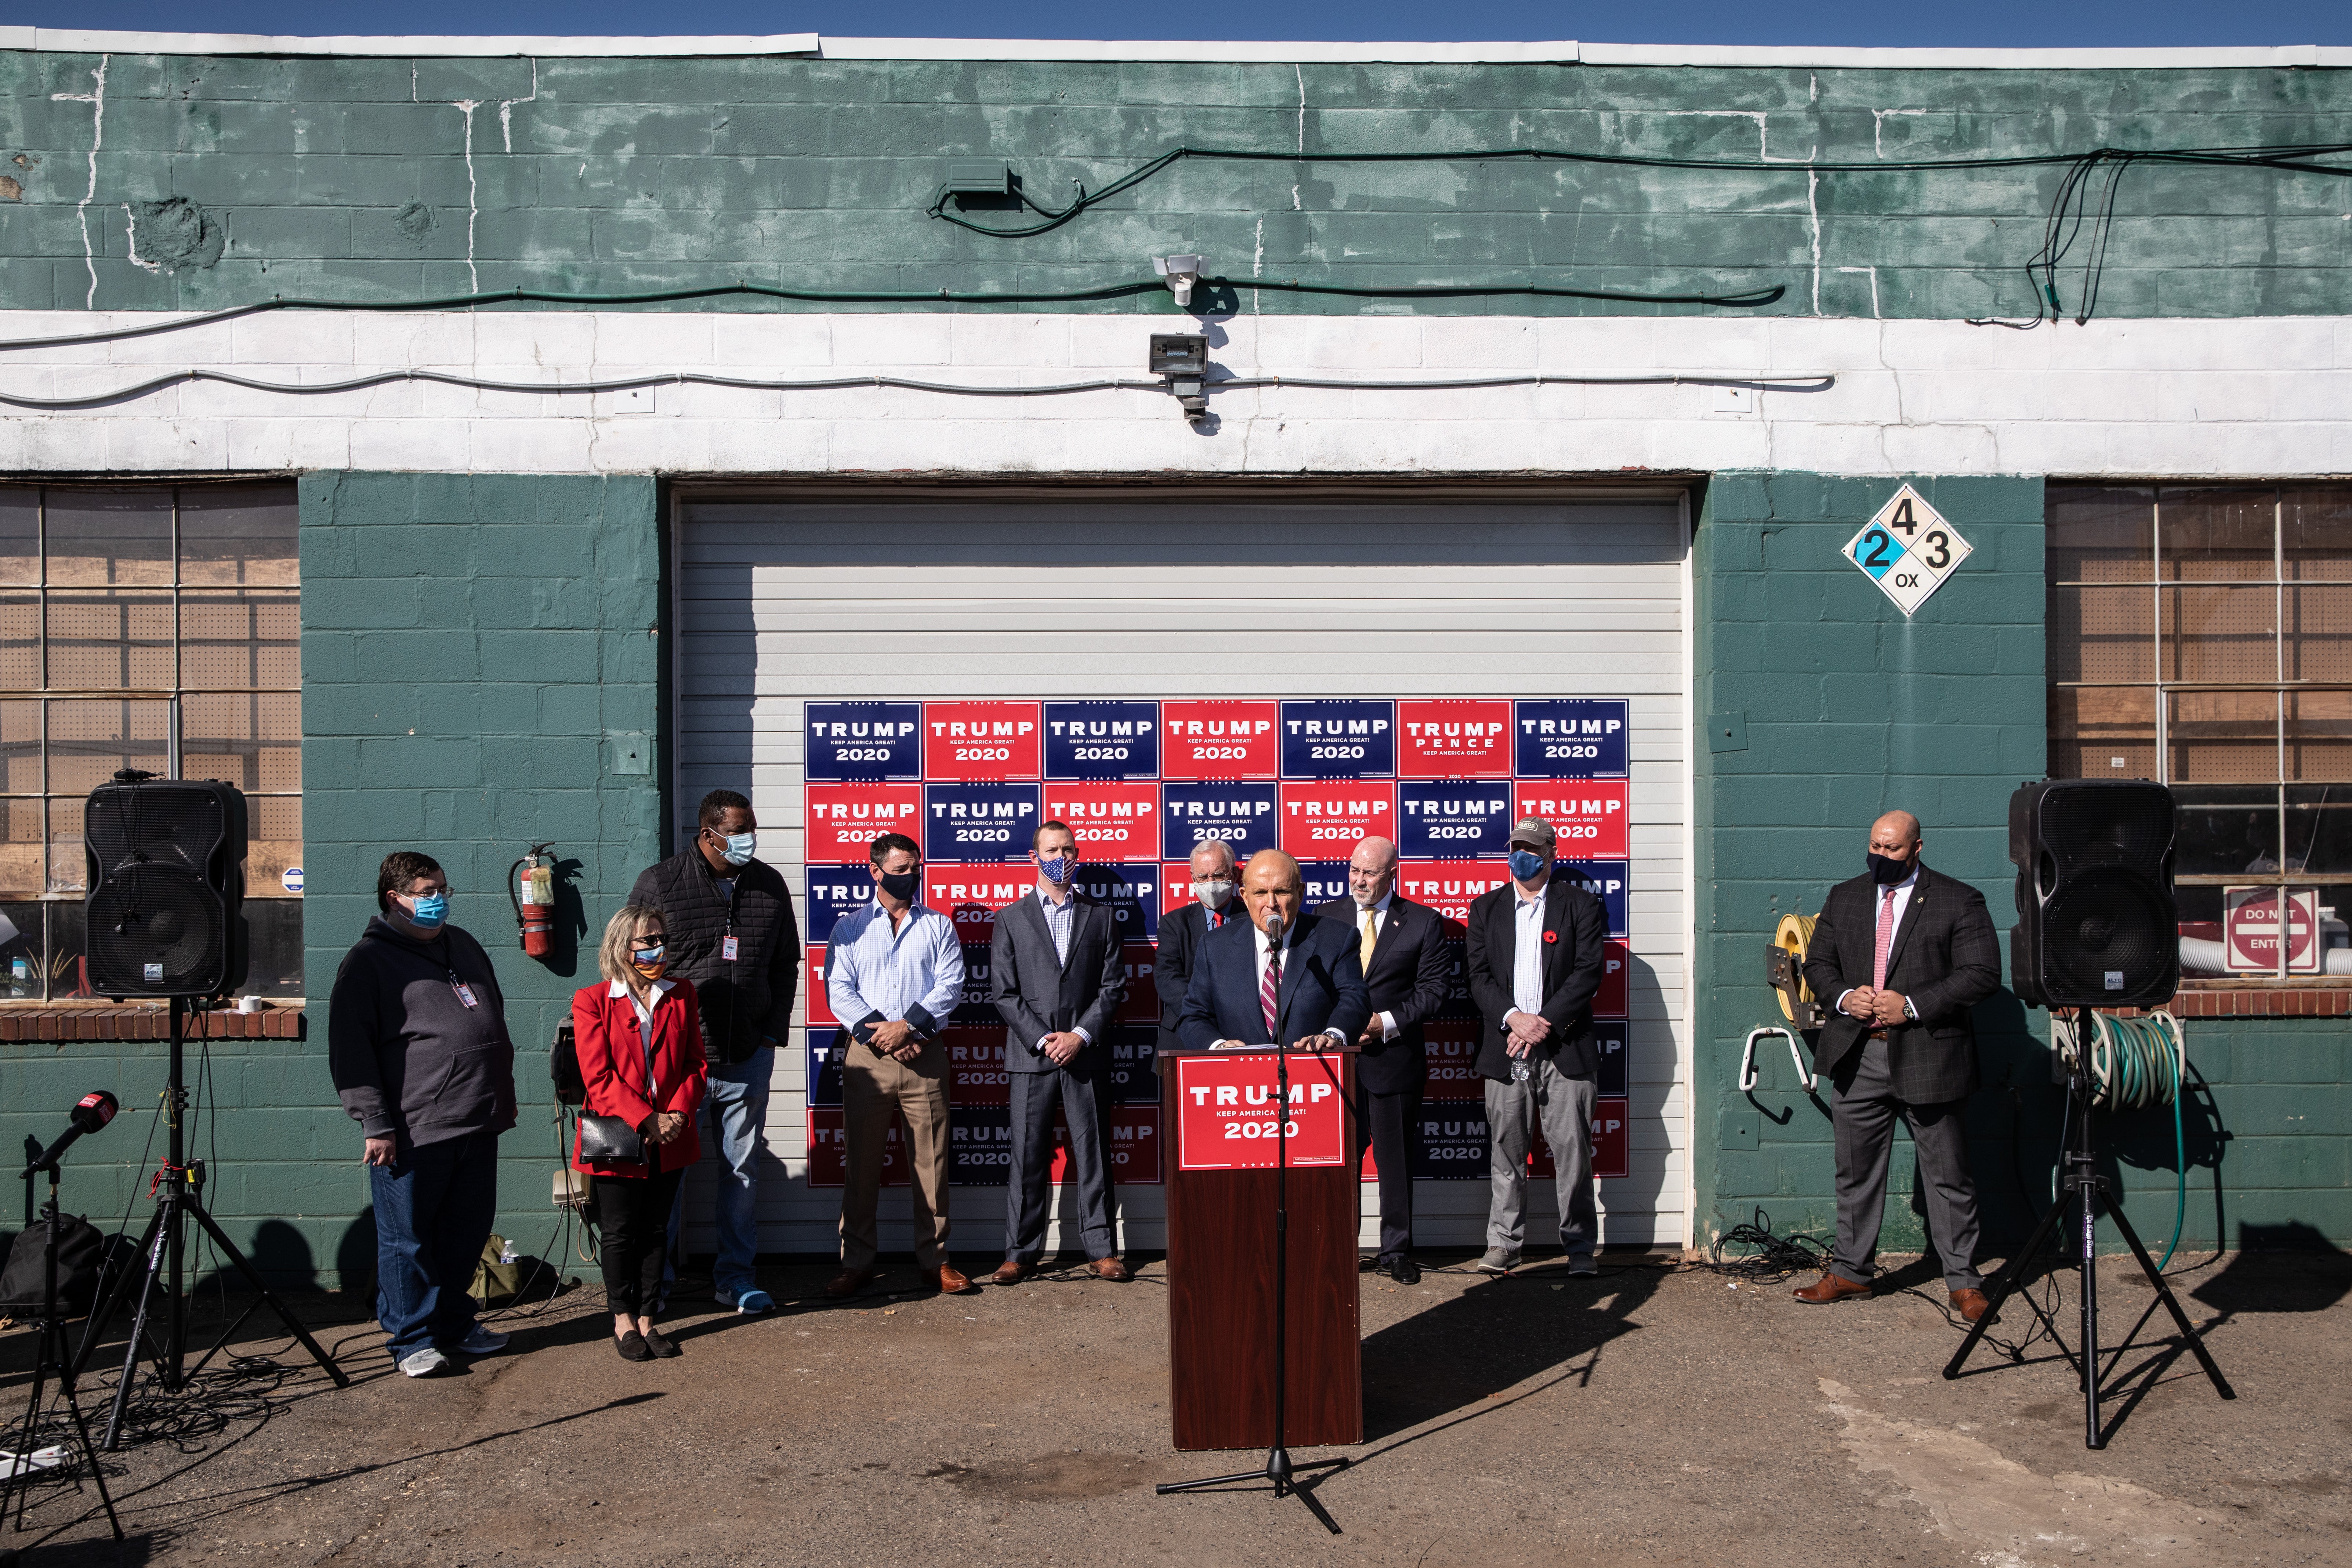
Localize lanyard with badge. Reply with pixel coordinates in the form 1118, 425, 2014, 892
449, 963, 480, 1009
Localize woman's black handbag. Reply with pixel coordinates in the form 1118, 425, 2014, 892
575, 991, 660, 1165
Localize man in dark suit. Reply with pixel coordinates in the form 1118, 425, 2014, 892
1314, 835, 1451, 1284
1178, 849, 1370, 1051
1797, 810, 2000, 1322
1153, 840, 1242, 1060
1464, 816, 1609, 1276
989, 820, 1131, 1285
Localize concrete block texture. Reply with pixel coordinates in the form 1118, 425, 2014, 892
3, 50, 2351, 319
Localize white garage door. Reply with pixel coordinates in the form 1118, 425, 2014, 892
671, 492, 1692, 1257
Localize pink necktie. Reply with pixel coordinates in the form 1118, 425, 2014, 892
1873, 887, 1898, 991
1261, 941, 1280, 1040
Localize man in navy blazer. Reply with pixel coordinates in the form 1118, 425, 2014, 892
1178, 849, 1371, 1051
989, 820, 1130, 1285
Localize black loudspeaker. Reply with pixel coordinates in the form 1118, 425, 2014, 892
2008, 779, 2178, 1009
84, 773, 249, 998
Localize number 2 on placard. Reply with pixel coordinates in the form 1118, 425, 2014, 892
1858, 530, 1893, 570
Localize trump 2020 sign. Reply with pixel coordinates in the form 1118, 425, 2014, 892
802, 696, 1632, 1187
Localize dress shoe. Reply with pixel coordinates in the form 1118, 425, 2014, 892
1793, 1272, 1873, 1305
1381, 1256, 1421, 1285
1088, 1256, 1131, 1282
615, 1330, 652, 1362
823, 1267, 874, 1300
1358, 1254, 1383, 1272
1949, 1288, 1996, 1324
641, 1325, 682, 1359
936, 1264, 977, 1294
990, 1259, 1037, 1286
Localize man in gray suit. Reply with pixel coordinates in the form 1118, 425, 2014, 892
1797, 810, 2001, 1322
988, 819, 1130, 1284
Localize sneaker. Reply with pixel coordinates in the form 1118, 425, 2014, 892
1567, 1255, 1600, 1277
454, 1323, 510, 1355
731, 1289, 775, 1316
1475, 1248, 1520, 1275
398, 1347, 449, 1378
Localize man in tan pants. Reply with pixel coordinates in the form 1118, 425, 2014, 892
822, 832, 975, 1298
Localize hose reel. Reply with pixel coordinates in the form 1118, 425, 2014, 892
1742, 911, 1822, 1093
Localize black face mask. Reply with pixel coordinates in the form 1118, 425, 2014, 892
1867, 851, 1914, 886
877, 869, 921, 902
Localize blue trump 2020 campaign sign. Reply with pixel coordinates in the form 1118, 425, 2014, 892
1280, 700, 1396, 779
805, 702, 923, 782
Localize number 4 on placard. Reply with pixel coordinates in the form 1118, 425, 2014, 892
1842, 484, 1974, 617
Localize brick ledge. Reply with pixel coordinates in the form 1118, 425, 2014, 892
0, 1004, 306, 1041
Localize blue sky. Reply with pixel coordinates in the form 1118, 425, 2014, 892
4, 0, 2345, 45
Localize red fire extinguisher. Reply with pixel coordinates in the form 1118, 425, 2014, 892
510, 842, 556, 960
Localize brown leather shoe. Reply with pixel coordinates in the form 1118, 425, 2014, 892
1949, 1288, 1996, 1324
990, 1259, 1036, 1286
936, 1264, 977, 1295
824, 1267, 874, 1300
1088, 1256, 1131, 1282
1793, 1272, 1873, 1305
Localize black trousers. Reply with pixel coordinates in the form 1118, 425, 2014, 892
1355, 1085, 1422, 1261
592, 1167, 685, 1315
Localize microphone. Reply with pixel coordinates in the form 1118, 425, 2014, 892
23, 1090, 118, 1176
1262, 910, 1286, 1046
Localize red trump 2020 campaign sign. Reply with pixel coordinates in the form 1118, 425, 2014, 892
1173, 1053, 1349, 1170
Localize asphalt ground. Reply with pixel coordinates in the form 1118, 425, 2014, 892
0, 1243, 2346, 1568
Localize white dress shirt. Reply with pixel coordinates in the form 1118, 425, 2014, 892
1241, 919, 1344, 1047
1510, 880, 1549, 1019
1836, 865, 1921, 1019
1033, 885, 1092, 1051
607, 977, 676, 1067
1351, 893, 1401, 1041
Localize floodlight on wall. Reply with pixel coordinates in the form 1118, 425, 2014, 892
1152, 254, 1204, 308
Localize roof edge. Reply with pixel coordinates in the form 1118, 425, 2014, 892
0, 30, 2345, 68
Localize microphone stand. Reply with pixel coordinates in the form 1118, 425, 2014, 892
1158, 919, 1350, 1533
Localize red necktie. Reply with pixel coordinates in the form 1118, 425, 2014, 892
1260, 937, 1280, 1041
1873, 887, 1898, 991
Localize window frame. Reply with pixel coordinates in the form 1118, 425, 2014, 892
2048, 481, 2352, 985
0, 481, 301, 1002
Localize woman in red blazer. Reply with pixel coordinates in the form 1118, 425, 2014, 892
573, 903, 709, 1361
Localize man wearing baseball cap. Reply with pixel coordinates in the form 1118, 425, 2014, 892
1462, 815, 1610, 1276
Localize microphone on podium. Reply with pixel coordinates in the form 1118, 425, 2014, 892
1263, 910, 1285, 1047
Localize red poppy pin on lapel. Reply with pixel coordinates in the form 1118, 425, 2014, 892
1543, 930, 1559, 944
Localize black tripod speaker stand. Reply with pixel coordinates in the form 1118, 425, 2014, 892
1943, 1007, 2234, 1448
75, 999, 348, 1449
1157, 939, 1351, 1535
5, 1142, 123, 1540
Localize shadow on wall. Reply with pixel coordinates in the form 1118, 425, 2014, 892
1609, 946, 1674, 1231
336, 1205, 378, 1305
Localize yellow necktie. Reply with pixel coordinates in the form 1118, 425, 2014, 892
1360, 907, 1378, 970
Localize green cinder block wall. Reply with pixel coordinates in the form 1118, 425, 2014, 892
1693, 472, 2352, 1261
297, 471, 663, 1290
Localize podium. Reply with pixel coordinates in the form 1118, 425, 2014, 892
1160, 1046, 1363, 1451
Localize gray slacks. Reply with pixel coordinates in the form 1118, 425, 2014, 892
1483, 1060, 1598, 1258
1004, 1065, 1117, 1263
1830, 1038, 1984, 1291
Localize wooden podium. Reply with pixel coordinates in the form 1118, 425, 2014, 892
1160, 1046, 1363, 1451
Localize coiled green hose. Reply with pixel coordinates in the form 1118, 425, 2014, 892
2086, 1010, 2188, 1270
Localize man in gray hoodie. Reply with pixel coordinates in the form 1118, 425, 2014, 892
329, 850, 518, 1377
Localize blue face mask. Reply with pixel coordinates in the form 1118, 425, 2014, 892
405, 891, 449, 931
1507, 849, 1548, 882
1037, 854, 1075, 885
717, 831, 757, 867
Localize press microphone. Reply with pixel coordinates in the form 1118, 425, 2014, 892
1263, 909, 1285, 944
23, 1090, 118, 1176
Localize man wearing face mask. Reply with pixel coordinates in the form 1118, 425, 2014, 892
329, 851, 518, 1377
629, 789, 800, 1316
825, 832, 970, 1299
1464, 817, 1608, 1277
988, 821, 1130, 1283
1796, 811, 2000, 1322
1154, 840, 1241, 1061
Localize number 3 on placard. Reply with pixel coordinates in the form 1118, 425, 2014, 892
1920, 530, 1951, 570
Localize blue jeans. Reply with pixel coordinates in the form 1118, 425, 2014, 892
663, 1046, 771, 1297
370, 1128, 499, 1361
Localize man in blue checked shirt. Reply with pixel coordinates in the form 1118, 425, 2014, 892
823, 831, 974, 1300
